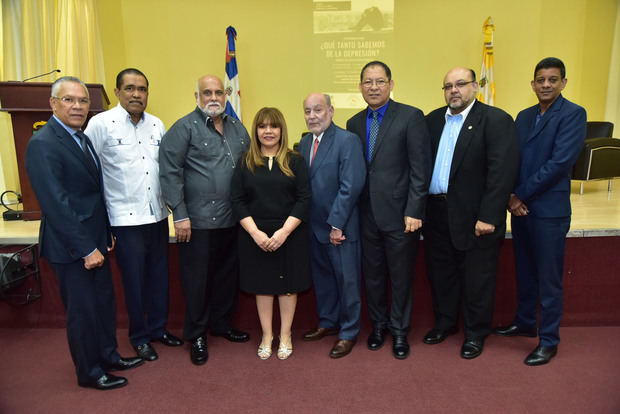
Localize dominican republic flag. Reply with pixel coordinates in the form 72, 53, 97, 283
225, 26, 241, 121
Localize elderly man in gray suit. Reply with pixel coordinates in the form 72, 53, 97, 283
159, 74, 250, 366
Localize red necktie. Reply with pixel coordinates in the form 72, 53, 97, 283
310, 137, 319, 166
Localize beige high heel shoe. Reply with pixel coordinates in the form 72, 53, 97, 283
258, 335, 274, 360
277, 334, 293, 360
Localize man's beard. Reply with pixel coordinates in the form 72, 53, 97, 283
199, 101, 225, 117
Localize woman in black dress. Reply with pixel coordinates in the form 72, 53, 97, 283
230, 107, 311, 360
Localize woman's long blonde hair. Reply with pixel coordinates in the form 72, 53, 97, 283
244, 107, 294, 177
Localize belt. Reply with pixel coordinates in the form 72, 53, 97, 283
429, 193, 447, 200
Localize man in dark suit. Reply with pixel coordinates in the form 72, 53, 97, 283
494, 57, 586, 366
423, 67, 519, 359
299, 93, 366, 358
25, 77, 143, 390
346, 61, 431, 359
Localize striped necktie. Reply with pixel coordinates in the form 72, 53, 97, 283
76, 131, 98, 172
368, 111, 379, 161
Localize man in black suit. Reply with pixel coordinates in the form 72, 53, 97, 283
346, 61, 431, 359
423, 67, 519, 359
25, 77, 143, 390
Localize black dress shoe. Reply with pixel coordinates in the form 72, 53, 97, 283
190, 336, 208, 365
461, 338, 485, 359
392, 335, 410, 359
155, 331, 184, 347
367, 328, 387, 350
423, 327, 457, 344
134, 343, 158, 361
78, 373, 127, 390
524, 345, 557, 366
493, 324, 537, 337
103, 356, 144, 371
211, 328, 250, 343
302, 327, 339, 341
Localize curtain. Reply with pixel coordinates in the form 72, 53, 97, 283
0, 0, 105, 192
1, 0, 104, 82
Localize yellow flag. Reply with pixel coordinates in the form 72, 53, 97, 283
477, 17, 495, 105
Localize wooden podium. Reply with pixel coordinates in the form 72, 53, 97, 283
0, 82, 109, 220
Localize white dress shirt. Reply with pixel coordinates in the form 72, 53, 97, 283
85, 103, 169, 226
429, 99, 476, 194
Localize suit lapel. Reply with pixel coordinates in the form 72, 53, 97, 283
300, 133, 311, 165
350, 112, 367, 160
50, 119, 101, 185
449, 101, 482, 181
310, 124, 335, 176
527, 95, 564, 142
370, 100, 395, 165
430, 109, 447, 157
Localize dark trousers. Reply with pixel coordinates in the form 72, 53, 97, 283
310, 234, 362, 341
360, 205, 419, 336
112, 219, 169, 347
51, 259, 120, 383
424, 197, 502, 340
511, 214, 570, 346
178, 226, 239, 340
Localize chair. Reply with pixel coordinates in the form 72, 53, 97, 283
586, 121, 614, 139
571, 121, 619, 195
0, 244, 41, 306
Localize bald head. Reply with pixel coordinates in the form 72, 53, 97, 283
195, 75, 226, 118
304, 93, 334, 135
442, 67, 478, 114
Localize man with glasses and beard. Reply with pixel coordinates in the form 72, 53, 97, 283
423, 67, 519, 359
159, 75, 251, 365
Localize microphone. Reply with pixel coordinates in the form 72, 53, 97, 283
23, 69, 61, 82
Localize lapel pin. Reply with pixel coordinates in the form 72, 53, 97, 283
468, 125, 472, 130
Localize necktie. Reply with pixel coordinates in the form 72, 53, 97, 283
368, 111, 379, 161
76, 131, 98, 172
310, 137, 319, 166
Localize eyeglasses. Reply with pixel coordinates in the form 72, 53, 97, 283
53, 96, 90, 105
361, 79, 389, 89
442, 80, 475, 91
201, 90, 225, 97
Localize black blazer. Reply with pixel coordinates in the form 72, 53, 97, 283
25, 116, 110, 263
346, 99, 431, 232
425, 100, 520, 250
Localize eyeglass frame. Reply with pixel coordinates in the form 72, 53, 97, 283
52, 96, 91, 105
361, 78, 390, 89
441, 80, 476, 91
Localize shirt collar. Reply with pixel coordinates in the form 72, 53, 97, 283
367, 100, 390, 119
117, 102, 145, 124
312, 131, 325, 142
195, 106, 229, 124
52, 114, 80, 136
445, 99, 476, 122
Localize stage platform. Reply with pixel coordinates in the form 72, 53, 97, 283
2, 180, 619, 243
1, 179, 619, 331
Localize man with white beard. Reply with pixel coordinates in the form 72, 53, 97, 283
159, 75, 251, 365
